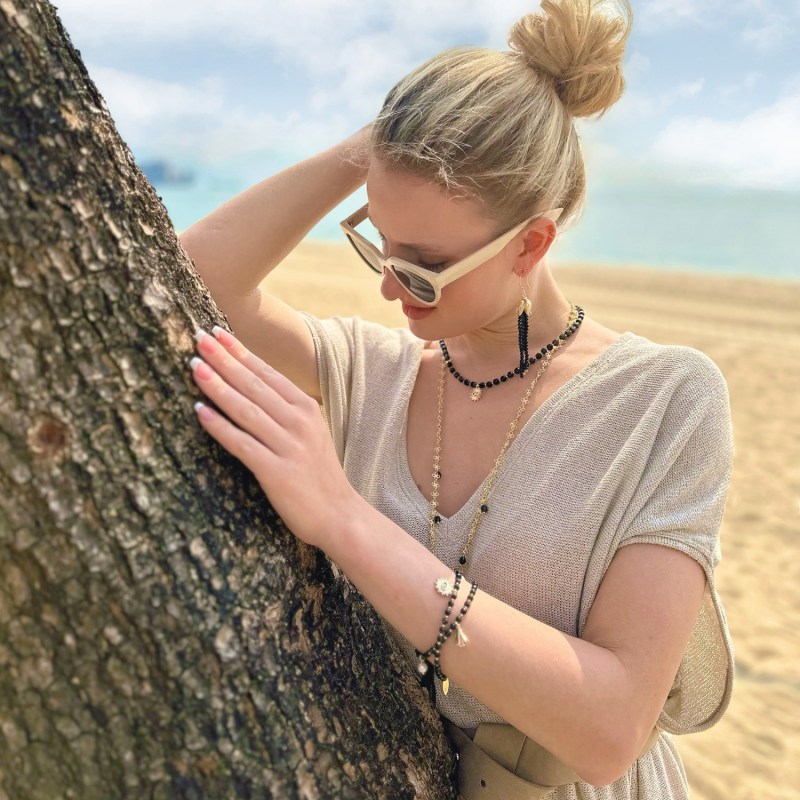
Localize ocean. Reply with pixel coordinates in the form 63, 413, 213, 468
157, 168, 799, 282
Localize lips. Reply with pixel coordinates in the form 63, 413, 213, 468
402, 302, 435, 319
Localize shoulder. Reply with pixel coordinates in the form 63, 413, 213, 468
635, 335, 729, 407
567, 329, 734, 458
615, 335, 734, 457
610, 331, 729, 403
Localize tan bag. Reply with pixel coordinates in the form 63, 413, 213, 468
445, 720, 660, 800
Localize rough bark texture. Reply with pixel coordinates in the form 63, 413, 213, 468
0, 2, 457, 797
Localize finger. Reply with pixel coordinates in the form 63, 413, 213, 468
190, 357, 292, 452
193, 400, 278, 476
193, 328, 296, 428
204, 325, 308, 407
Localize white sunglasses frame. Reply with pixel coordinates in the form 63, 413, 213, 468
340, 203, 564, 307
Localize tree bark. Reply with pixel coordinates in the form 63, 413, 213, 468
0, 2, 457, 797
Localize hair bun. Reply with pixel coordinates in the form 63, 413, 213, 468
508, 0, 632, 118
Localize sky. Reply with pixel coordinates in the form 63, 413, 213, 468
47, 1, 800, 279
53, 0, 800, 191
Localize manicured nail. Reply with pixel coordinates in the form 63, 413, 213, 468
194, 401, 214, 421
212, 325, 234, 347
196, 328, 217, 354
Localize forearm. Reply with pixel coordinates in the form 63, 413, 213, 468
179, 124, 371, 297
324, 493, 635, 786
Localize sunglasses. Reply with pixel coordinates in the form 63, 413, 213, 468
340, 203, 563, 306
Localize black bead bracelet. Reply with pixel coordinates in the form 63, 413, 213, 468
415, 571, 462, 677
433, 580, 478, 693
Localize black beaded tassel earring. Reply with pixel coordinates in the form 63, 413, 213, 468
517, 275, 532, 378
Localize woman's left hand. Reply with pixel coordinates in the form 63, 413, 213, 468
188, 326, 357, 549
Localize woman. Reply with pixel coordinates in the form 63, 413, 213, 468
181, 1, 735, 797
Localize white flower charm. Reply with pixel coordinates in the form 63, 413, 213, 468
434, 577, 453, 596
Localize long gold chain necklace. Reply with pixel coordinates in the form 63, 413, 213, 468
427, 304, 582, 571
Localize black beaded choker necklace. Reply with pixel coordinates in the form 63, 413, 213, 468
438, 305, 585, 402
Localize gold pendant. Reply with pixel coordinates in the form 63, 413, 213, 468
442, 677, 449, 695
456, 622, 469, 647
470, 387, 482, 402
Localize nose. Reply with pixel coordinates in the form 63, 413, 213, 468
379, 266, 409, 303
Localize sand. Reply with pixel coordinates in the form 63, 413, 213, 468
262, 241, 800, 800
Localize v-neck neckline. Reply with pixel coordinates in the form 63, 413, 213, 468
395, 331, 635, 523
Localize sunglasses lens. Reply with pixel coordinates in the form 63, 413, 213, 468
346, 234, 382, 274
345, 218, 436, 303
392, 268, 436, 303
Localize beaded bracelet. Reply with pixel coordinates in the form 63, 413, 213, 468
433, 580, 478, 695
415, 571, 462, 679
415, 572, 478, 697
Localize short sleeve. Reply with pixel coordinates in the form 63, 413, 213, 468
618, 351, 736, 734
297, 312, 358, 464
297, 312, 422, 470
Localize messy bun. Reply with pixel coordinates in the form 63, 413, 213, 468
371, 0, 634, 232
509, 0, 631, 118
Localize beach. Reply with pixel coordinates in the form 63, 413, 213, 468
262, 241, 800, 800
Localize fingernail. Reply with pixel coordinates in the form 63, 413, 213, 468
190, 357, 214, 379
194, 401, 214, 420
194, 328, 208, 342
212, 325, 234, 347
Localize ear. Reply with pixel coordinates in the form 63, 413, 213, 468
513, 217, 558, 277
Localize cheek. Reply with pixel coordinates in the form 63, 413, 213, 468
447, 265, 504, 306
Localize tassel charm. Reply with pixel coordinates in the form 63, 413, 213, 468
517, 293, 531, 378
456, 622, 469, 647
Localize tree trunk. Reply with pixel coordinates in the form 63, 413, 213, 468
0, 2, 457, 797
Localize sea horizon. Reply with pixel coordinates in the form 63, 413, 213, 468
157, 161, 800, 283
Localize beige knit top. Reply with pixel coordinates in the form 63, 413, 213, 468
299, 311, 735, 799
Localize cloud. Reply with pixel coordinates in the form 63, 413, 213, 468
650, 86, 800, 189
637, 0, 720, 33
59, 0, 537, 138
87, 64, 349, 162
720, 71, 762, 97
605, 78, 705, 123
89, 67, 225, 128
741, 13, 794, 51
58, 0, 533, 52
637, 0, 798, 36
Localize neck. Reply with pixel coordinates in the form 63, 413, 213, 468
444, 268, 573, 377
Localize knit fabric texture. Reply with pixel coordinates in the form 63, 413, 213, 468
299, 311, 735, 800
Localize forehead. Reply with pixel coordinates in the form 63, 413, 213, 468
365, 159, 494, 250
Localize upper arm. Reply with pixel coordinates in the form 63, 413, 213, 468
582, 542, 706, 770
208, 287, 322, 403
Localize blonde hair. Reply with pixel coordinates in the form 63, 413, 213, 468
370, 0, 632, 231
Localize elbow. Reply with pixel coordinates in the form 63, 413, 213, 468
575, 726, 643, 788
